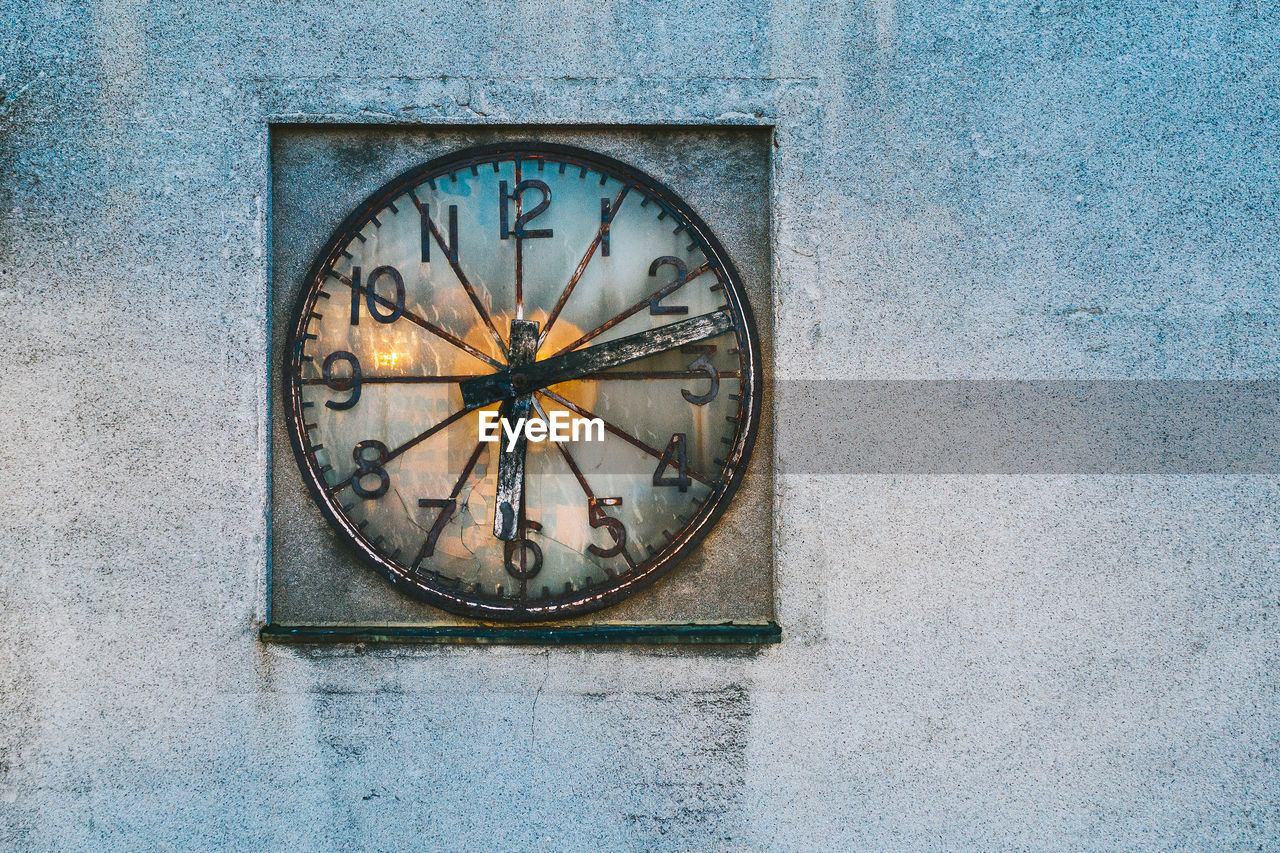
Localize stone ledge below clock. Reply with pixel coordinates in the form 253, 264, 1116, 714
259, 622, 782, 646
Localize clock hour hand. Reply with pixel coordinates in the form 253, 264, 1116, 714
493, 319, 539, 541
460, 309, 734, 409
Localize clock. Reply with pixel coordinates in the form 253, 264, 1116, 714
284, 142, 761, 621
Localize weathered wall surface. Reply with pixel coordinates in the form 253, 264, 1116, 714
1, 1, 1277, 850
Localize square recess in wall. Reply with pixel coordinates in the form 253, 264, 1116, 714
266, 125, 775, 644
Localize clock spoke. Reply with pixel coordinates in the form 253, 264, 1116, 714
325, 404, 481, 495
329, 269, 504, 370
549, 261, 712, 357
514, 159, 524, 320
536, 388, 714, 488
575, 369, 741, 381
411, 440, 488, 569
547, 435, 638, 571
421, 211, 509, 359
302, 374, 482, 385
540, 185, 630, 346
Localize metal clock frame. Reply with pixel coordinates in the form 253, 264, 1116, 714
284, 141, 762, 622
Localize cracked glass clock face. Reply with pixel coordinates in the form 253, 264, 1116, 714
285, 142, 760, 621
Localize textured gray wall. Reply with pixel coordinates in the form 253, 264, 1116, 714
2, 0, 1277, 850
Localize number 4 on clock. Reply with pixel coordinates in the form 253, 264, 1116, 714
652, 433, 691, 492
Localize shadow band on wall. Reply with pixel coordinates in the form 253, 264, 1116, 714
778, 381, 1280, 474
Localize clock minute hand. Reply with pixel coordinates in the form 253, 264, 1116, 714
460, 309, 735, 409
492, 319, 539, 541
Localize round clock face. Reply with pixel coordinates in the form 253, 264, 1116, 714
285, 142, 760, 621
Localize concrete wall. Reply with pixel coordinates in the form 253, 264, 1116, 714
2, 0, 1277, 850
